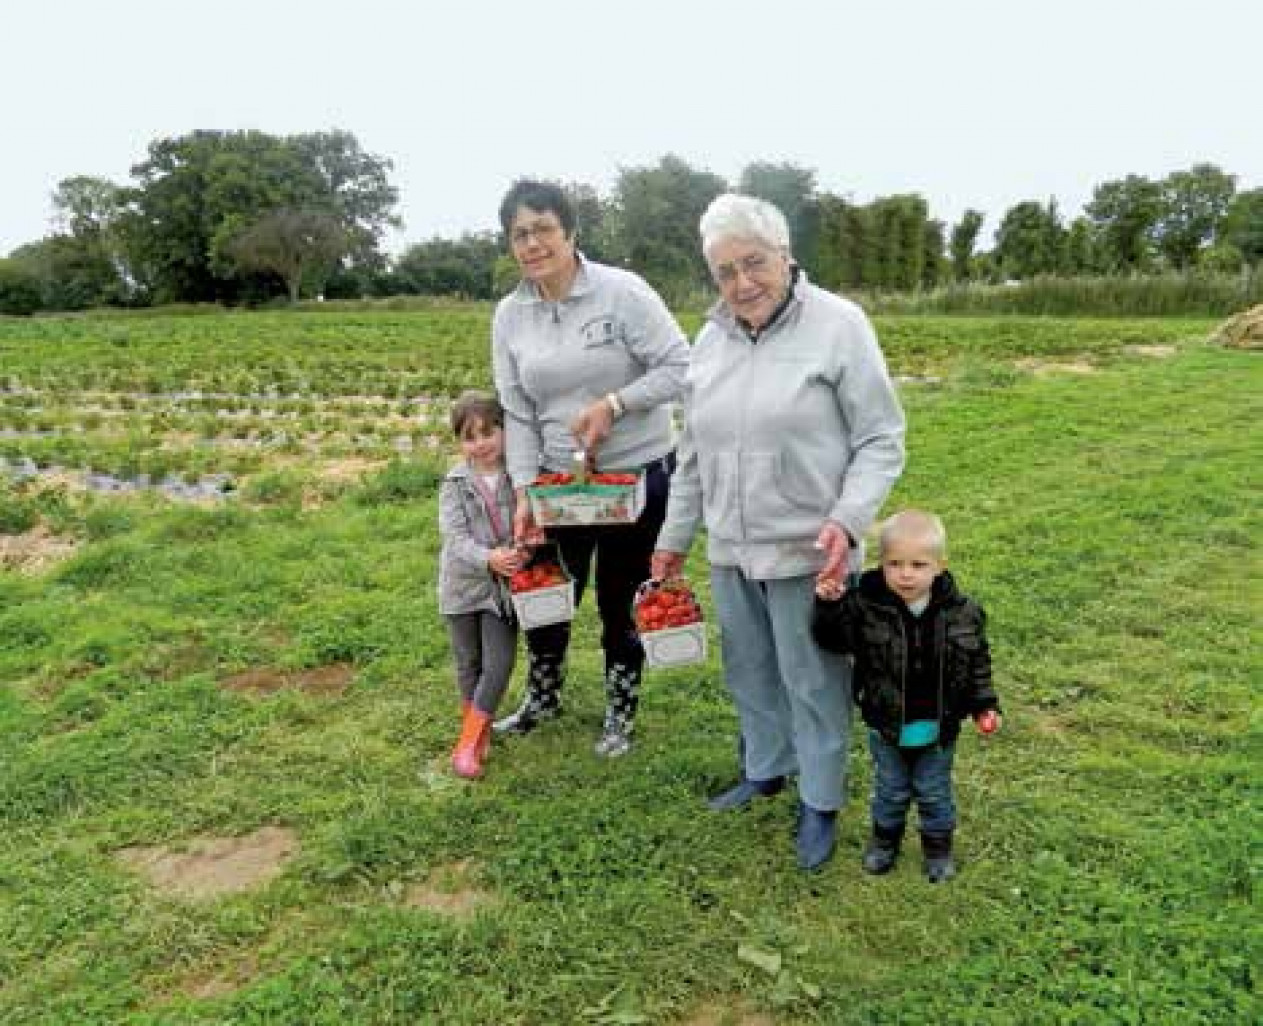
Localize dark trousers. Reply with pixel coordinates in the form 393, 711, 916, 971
445, 610, 518, 715
525, 456, 672, 670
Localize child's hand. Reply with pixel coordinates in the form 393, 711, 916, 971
975, 710, 1001, 735
488, 546, 523, 577
814, 575, 845, 601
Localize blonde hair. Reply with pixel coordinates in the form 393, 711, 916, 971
879, 510, 948, 561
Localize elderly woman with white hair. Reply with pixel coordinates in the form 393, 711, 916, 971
652, 194, 906, 870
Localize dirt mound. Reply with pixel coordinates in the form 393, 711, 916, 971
1211, 305, 1263, 350
117, 826, 298, 899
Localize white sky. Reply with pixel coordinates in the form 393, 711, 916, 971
2, 0, 1258, 257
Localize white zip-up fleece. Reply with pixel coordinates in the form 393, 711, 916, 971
657, 275, 906, 580
491, 257, 689, 487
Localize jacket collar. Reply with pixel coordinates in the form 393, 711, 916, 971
858, 568, 961, 611
706, 265, 807, 342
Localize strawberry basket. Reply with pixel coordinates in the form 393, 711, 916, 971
525, 470, 646, 527
508, 543, 575, 629
634, 577, 708, 669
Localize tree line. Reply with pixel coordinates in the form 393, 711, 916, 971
1, 129, 1261, 315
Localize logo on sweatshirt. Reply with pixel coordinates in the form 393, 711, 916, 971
580, 315, 626, 348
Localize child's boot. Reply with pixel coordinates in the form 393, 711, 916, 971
921, 829, 956, 883
462, 699, 491, 761
862, 823, 903, 875
452, 706, 492, 779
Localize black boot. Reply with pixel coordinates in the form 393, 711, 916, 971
921, 830, 956, 883
862, 823, 904, 875
493, 653, 564, 735
594, 661, 640, 757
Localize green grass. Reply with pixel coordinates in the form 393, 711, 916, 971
0, 309, 1257, 1024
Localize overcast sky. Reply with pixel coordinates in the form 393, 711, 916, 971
2, 0, 1257, 257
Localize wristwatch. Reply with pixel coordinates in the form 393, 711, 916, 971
606, 392, 625, 420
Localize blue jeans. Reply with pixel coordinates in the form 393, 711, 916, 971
712, 568, 852, 812
869, 730, 956, 835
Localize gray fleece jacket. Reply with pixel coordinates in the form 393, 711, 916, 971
436, 462, 516, 617
491, 257, 689, 487
656, 274, 905, 580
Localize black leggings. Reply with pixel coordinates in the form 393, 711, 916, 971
525, 455, 673, 670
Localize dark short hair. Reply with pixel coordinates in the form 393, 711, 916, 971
450, 390, 504, 436
498, 179, 576, 237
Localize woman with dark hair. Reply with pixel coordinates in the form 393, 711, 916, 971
491, 179, 689, 757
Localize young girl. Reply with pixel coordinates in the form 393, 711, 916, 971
437, 390, 523, 778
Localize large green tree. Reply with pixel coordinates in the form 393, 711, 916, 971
995, 199, 1064, 279
1154, 163, 1236, 269
949, 210, 984, 282
1220, 187, 1263, 284
608, 155, 727, 301
1086, 175, 1163, 271
120, 129, 397, 304
394, 231, 500, 300
227, 209, 348, 303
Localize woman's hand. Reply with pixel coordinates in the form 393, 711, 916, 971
813, 520, 851, 589
651, 549, 685, 581
569, 397, 616, 455
487, 546, 523, 577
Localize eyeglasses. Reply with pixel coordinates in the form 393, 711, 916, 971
710, 251, 776, 285
510, 221, 563, 247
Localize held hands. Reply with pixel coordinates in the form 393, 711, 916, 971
814, 576, 845, 601
651, 549, 685, 582
813, 520, 850, 595
569, 397, 616, 456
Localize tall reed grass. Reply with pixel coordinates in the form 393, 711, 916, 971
859, 270, 1261, 317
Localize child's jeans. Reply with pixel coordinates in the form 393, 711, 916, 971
868, 730, 957, 835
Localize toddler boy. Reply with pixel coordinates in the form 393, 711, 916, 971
812, 510, 1000, 881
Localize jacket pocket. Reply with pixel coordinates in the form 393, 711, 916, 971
776, 447, 838, 517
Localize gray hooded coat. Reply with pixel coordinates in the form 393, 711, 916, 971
436, 462, 516, 617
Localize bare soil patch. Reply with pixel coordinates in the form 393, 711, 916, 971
220, 663, 353, 698
318, 457, 388, 482
172, 953, 260, 1000
678, 1002, 776, 1026
1014, 358, 1098, 376
0, 525, 80, 573
403, 859, 498, 919
1123, 344, 1177, 358
117, 826, 298, 900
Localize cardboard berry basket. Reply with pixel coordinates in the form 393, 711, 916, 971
525, 471, 646, 527
509, 545, 575, 629
634, 578, 708, 669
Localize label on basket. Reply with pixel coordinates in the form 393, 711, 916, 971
643, 623, 708, 668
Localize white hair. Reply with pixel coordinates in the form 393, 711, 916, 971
699, 193, 792, 258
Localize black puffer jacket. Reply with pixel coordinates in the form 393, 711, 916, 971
812, 569, 998, 746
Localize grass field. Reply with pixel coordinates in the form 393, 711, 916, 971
0, 309, 1257, 1025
